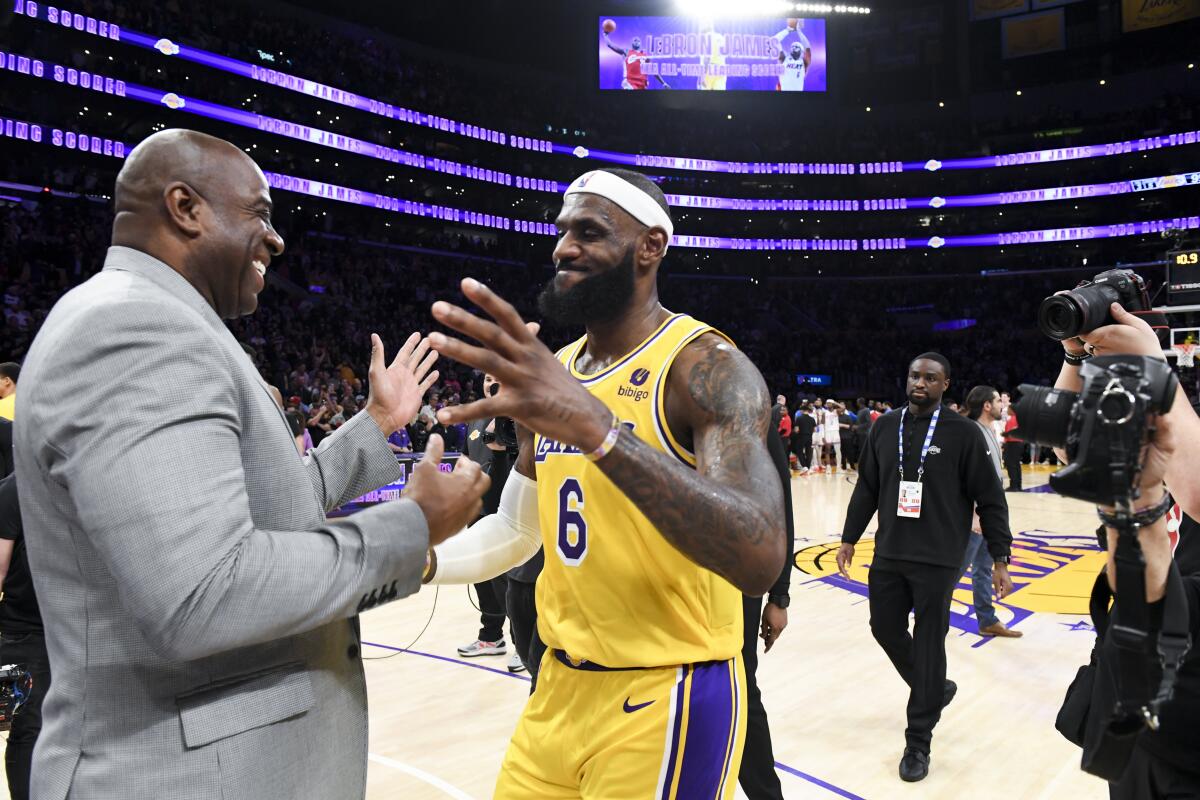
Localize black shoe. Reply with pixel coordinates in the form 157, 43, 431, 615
943, 679, 957, 709
1005, 487, 1022, 493
899, 747, 929, 782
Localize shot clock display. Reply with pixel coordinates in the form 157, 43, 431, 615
1167, 248, 1200, 305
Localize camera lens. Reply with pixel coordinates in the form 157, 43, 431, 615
1011, 384, 1077, 450
1037, 295, 1084, 340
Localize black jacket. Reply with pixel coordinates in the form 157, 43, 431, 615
766, 407, 794, 599
842, 406, 1011, 568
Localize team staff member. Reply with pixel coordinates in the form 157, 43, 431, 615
838, 352, 1013, 783
738, 403, 794, 799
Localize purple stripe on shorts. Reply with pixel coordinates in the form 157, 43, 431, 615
659, 665, 690, 800
674, 660, 736, 799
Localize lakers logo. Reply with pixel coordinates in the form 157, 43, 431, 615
793, 531, 1105, 645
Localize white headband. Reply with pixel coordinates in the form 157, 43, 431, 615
564, 171, 674, 249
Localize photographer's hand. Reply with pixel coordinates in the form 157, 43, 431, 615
1078, 303, 1164, 360
1102, 486, 1172, 603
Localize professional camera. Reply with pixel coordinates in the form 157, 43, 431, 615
0, 663, 32, 732
1012, 355, 1178, 506
1037, 269, 1151, 341
480, 381, 518, 452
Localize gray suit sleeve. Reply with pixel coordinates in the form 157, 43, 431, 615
302, 411, 403, 511
29, 303, 429, 662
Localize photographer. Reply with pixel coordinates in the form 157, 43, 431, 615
456, 374, 525, 673
1051, 303, 1200, 798
0, 475, 48, 800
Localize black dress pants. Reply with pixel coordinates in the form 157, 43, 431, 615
505, 578, 546, 691
1002, 442, 1024, 490
1111, 746, 1200, 800
0, 632, 50, 800
867, 558, 959, 754
737, 594, 785, 800
475, 577, 509, 642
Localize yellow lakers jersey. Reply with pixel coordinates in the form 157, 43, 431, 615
533, 313, 743, 668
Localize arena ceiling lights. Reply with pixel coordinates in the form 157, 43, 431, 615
675, 1, 870, 13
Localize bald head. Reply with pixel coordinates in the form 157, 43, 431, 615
115, 129, 260, 219
112, 128, 284, 319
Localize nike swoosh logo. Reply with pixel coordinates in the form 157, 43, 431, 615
623, 697, 655, 713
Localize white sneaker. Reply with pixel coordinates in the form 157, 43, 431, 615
457, 639, 507, 657
507, 652, 527, 673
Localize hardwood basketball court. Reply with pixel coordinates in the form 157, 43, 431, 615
0, 466, 1107, 799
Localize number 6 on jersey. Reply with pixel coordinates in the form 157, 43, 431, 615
556, 478, 588, 565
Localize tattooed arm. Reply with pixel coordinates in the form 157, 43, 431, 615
593, 334, 786, 595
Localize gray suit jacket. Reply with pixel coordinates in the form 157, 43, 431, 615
14, 247, 430, 800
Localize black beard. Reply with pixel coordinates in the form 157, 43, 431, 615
907, 391, 938, 409
538, 248, 636, 326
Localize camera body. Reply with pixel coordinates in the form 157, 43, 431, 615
480, 380, 519, 452
1012, 355, 1177, 505
0, 663, 32, 732
1037, 269, 1151, 341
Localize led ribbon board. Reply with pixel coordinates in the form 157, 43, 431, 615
2, 115, 1197, 250
12, 1, 1200, 176
4, 44, 1198, 218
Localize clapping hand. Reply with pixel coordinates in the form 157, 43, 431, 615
364, 332, 440, 435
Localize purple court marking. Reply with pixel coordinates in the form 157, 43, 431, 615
774, 762, 866, 800
11, 1, 1200, 177
362, 640, 861, 798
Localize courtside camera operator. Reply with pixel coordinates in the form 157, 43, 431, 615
1034, 291, 1200, 799
0, 472, 47, 800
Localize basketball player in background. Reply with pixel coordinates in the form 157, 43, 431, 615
604, 31, 670, 90
423, 167, 786, 798
697, 18, 728, 91
823, 401, 842, 474
774, 20, 811, 92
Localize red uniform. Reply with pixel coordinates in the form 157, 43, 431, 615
624, 51, 649, 89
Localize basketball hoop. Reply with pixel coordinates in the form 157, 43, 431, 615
1175, 343, 1196, 368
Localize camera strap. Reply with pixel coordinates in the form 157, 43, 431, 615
1083, 532, 1192, 781
1109, 531, 1191, 729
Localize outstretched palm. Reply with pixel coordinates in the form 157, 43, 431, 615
364, 332, 440, 435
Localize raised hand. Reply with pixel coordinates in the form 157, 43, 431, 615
403, 435, 490, 546
364, 332, 440, 435
429, 278, 613, 452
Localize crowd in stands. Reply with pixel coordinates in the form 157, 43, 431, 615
11, 194, 1192, 457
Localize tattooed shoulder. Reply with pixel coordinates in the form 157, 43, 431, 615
680, 334, 770, 436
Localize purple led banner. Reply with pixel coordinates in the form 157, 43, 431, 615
7, 45, 1199, 217
3, 113, 1197, 251
13, 0, 1200, 177
0, 48, 553, 193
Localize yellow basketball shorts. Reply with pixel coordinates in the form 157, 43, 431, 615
494, 650, 747, 800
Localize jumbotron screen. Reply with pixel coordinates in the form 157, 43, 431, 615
597, 16, 828, 92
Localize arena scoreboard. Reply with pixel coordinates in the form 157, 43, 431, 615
597, 16, 827, 92
1167, 248, 1200, 305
